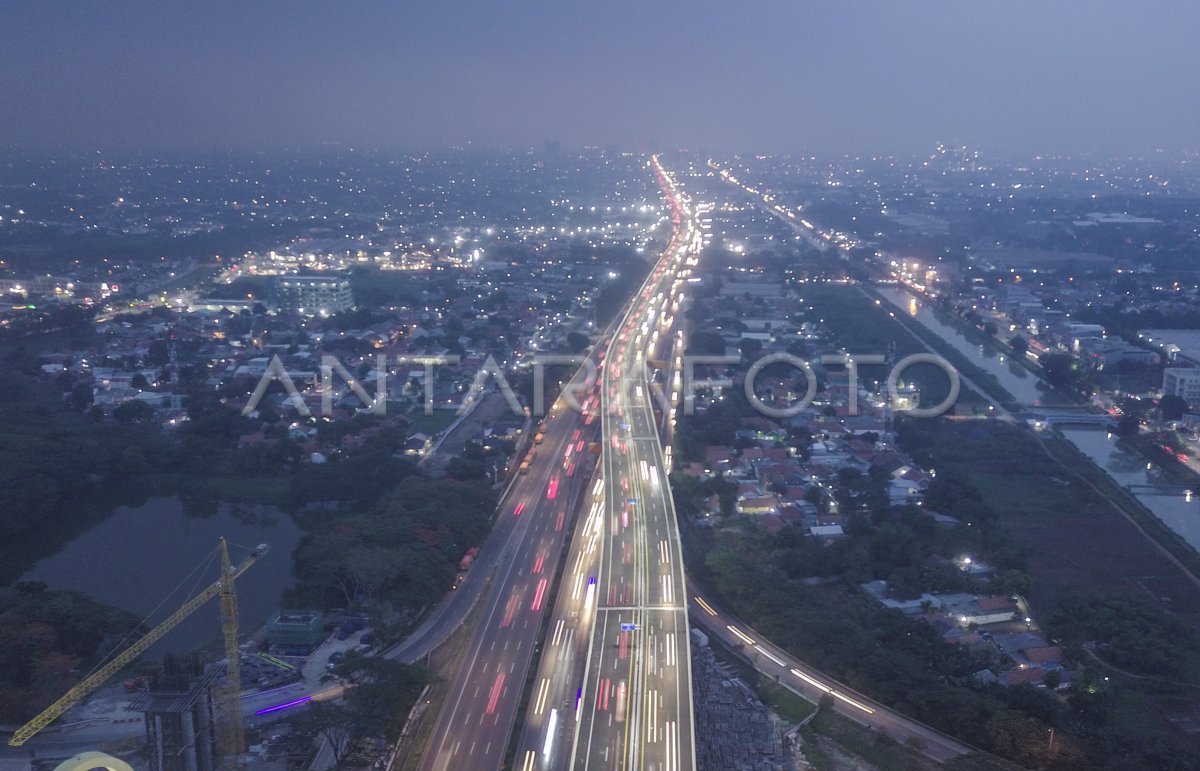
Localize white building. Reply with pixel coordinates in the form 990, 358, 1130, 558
1163, 367, 1200, 406
272, 275, 354, 316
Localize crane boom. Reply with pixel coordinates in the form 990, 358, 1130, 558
7, 541, 267, 748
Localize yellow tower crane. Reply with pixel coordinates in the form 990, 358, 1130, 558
7, 538, 268, 770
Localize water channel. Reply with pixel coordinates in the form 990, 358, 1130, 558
875, 285, 1049, 405
874, 284, 1200, 545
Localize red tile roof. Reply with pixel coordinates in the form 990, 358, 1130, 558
1024, 646, 1063, 665
1004, 667, 1046, 686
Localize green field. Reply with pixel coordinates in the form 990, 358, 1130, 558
800, 283, 988, 410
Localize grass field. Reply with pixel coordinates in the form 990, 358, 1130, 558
909, 419, 1200, 623
800, 283, 988, 411
406, 408, 462, 435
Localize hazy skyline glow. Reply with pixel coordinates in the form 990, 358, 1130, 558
2, 1, 1197, 156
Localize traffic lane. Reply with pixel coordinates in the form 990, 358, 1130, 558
578, 611, 636, 771
390, 408, 586, 662
573, 205, 693, 767
420, 438, 592, 771
604, 420, 672, 758
418, 400, 618, 765
628, 607, 689, 771
578, 445, 644, 733
623, 479, 689, 763
423, 604, 528, 767
576, 502, 669, 764
437, 183, 682, 768
424, 550, 575, 769
424, 550, 544, 751
576, 612, 690, 771
515, 504, 603, 768
685, 593, 971, 762
622, 383, 696, 764
511, 548, 602, 768
461, 468, 599, 766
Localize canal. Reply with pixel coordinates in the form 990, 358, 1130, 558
874, 285, 1048, 406
874, 284, 1200, 543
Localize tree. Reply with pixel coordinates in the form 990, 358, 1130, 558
346, 547, 401, 607
131, 372, 149, 390
1159, 394, 1188, 422
1116, 414, 1140, 438
687, 331, 727, 356
335, 653, 431, 741
1008, 335, 1028, 356
738, 338, 763, 360
446, 456, 485, 481
998, 569, 1031, 596
1039, 354, 1079, 390
0, 372, 31, 403
113, 399, 154, 425
146, 339, 170, 366
293, 701, 355, 769
566, 331, 591, 353
117, 446, 150, 474
66, 383, 93, 411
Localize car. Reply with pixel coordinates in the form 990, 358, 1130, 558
359, 632, 374, 646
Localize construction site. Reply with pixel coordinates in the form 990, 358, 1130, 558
0, 539, 378, 771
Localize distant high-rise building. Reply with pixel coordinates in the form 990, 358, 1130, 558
272, 274, 353, 316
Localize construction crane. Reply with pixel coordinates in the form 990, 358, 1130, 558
7, 538, 268, 767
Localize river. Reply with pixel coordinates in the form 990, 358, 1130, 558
873, 284, 1200, 544
20, 497, 304, 657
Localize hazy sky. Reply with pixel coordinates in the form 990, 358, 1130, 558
2, 1, 1197, 157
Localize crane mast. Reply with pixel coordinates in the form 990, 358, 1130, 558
214, 538, 245, 767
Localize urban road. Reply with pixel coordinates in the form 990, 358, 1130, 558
414, 371, 603, 771
414, 161, 690, 771
413, 156, 975, 771
516, 156, 699, 771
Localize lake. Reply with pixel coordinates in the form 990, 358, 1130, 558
20, 496, 304, 657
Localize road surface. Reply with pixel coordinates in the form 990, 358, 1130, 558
517, 156, 699, 771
